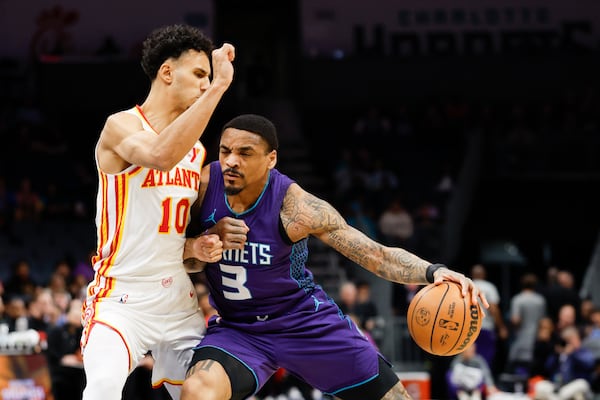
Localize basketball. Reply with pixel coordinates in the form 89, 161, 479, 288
407, 281, 482, 356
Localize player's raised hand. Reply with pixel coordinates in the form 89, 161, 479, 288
209, 216, 248, 250
211, 43, 235, 88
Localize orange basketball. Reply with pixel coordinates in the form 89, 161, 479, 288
407, 281, 482, 356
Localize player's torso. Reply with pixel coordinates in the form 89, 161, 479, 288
198, 162, 316, 321
93, 107, 206, 282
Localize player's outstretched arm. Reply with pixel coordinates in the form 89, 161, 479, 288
281, 184, 487, 307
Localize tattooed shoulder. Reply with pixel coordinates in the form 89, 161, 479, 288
281, 185, 346, 237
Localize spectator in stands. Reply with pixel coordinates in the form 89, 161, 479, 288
3, 259, 39, 302
27, 288, 59, 333
5, 294, 29, 332
46, 298, 85, 400
579, 299, 596, 329
530, 317, 561, 380
540, 269, 582, 325
47, 271, 68, 296
585, 307, 600, 340
448, 343, 500, 400
471, 263, 509, 373
51, 289, 72, 327
337, 280, 358, 316
52, 259, 73, 283
378, 195, 415, 250
354, 280, 382, 344
507, 273, 546, 376
532, 326, 595, 400
556, 304, 578, 333
0, 295, 8, 331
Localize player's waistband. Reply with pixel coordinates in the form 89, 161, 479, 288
220, 288, 329, 325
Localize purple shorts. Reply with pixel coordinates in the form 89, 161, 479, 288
195, 289, 382, 394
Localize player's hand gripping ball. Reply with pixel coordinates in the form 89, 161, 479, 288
407, 281, 482, 356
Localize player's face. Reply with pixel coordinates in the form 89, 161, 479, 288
219, 129, 276, 196
169, 49, 211, 110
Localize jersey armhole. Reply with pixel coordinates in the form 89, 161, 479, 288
278, 217, 294, 245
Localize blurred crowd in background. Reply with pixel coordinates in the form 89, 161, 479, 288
2, 1, 600, 398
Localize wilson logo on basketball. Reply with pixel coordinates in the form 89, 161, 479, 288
455, 305, 480, 352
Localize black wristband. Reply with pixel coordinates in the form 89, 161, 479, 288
426, 263, 445, 283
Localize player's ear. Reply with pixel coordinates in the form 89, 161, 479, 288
267, 150, 277, 169
158, 61, 173, 84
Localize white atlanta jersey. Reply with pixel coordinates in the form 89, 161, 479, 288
82, 105, 206, 398
90, 106, 205, 283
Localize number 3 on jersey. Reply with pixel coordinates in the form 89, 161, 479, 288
220, 264, 252, 300
158, 197, 191, 234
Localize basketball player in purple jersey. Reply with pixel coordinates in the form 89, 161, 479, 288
181, 114, 489, 400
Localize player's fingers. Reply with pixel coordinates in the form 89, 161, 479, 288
478, 290, 490, 309
213, 44, 235, 63
224, 239, 245, 250
469, 285, 488, 318
226, 218, 249, 232
209, 249, 223, 262
224, 231, 247, 243
221, 42, 235, 61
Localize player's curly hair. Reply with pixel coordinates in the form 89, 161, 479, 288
140, 24, 214, 80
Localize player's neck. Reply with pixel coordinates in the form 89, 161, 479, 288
225, 175, 269, 214
226, 191, 259, 214
139, 89, 181, 132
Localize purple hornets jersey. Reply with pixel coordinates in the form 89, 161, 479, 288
194, 162, 384, 395
197, 161, 318, 323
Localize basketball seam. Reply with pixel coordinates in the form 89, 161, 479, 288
443, 286, 468, 356
429, 282, 450, 353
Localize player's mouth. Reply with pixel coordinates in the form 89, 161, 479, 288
223, 168, 243, 179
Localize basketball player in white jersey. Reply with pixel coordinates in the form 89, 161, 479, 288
81, 24, 235, 400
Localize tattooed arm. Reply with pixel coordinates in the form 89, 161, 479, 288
281, 184, 488, 306
281, 183, 430, 284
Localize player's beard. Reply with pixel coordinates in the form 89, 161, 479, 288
225, 186, 242, 195
223, 168, 243, 195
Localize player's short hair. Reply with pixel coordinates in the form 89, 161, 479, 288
141, 24, 214, 80
222, 114, 279, 152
